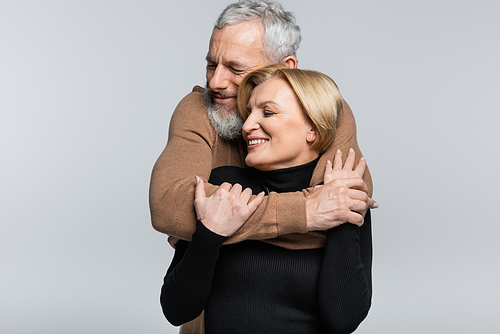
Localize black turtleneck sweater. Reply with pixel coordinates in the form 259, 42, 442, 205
161, 159, 372, 333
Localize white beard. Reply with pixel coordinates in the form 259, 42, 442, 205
203, 85, 244, 140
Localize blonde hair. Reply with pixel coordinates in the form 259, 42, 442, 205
238, 64, 343, 153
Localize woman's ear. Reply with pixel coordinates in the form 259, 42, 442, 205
306, 128, 316, 142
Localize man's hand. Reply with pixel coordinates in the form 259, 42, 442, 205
194, 176, 265, 237
306, 149, 378, 231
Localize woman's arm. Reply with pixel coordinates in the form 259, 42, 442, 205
319, 212, 372, 333
160, 221, 227, 326
160, 178, 264, 326
318, 151, 373, 333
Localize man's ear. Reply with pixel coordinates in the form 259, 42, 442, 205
282, 56, 298, 69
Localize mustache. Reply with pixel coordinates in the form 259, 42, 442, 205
205, 85, 237, 100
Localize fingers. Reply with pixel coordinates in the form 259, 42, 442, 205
330, 149, 366, 180
194, 176, 206, 200
348, 189, 379, 210
333, 149, 343, 170
367, 197, 379, 209
238, 186, 253, 203
237, 187, 264, 213
347, 188, 369, 203
228, 182, 242, 197
246, 191, 265, 214
346, 211, 364, 227
221, 183, 257, 209
312, 184, 322, 191
344, 148, 356, 171
330, 177, 369, 193
323, 159, 333, 184
195, 177, 235, 200
219, 182, 233, 192
349, 198, 369, 215
339, 197, 368, 227
354, 156, 366, 178
325, 159, 333, 174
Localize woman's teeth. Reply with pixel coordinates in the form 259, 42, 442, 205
248, 139, 268, 146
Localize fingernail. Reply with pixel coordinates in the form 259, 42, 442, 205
337, 149, 341, 153
360, 157, 365, 160
195, 176, 200, 183
349, 148, 354, 152
327, 160, 331, 164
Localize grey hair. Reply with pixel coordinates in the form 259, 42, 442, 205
215, 0, 301, 64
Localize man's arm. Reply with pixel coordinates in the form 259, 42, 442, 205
311, 101, 373, 196
230, 101, 374, 242
151, 87, 321, 241
149, 89, 372, 245
150, 88, 318, 241
150, 88, 219, 239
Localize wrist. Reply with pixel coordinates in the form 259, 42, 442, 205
276, 192, 308, 235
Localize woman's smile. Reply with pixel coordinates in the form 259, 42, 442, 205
247, 138, 269, 147
242, 77, 318, 171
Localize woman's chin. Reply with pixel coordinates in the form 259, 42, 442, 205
245, 157, 257, 168
245, 157, 267, 171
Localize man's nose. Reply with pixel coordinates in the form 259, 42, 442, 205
209, 65, 230, 92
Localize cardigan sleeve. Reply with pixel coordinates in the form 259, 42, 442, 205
160, 220, 227, 326
309, 101, 373, 197
149, 87, 372, 249
149, 88, 219, 240
318, 210, 373, 333
149, 88, 308, 243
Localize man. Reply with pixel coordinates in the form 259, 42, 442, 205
150, 1, 375, 331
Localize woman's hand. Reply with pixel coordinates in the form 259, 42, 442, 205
325, 149, 378, 211
326, 150, 377, 207
194, 176, 265, 237
324, 148, 365, 184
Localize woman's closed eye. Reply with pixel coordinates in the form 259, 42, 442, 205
263, 110, 276, 117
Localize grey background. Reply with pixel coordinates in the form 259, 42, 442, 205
1, 0, 499, 333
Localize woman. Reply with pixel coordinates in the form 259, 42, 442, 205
161, 64, 372, 333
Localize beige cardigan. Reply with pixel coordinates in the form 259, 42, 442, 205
150, 86, 372, 249
149, 86, 373, 333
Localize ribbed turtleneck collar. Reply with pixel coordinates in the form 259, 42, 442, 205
253, 157, 320, 193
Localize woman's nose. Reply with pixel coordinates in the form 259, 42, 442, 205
242, 111, 259, 134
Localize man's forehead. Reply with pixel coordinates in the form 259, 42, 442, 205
206, 22, 267, 65
206, 54, 249, 69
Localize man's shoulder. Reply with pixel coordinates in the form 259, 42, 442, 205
191, 85, 204, 94
169, 85, 216, 140
170, 85, 207, 121
173, 85, 205, 115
